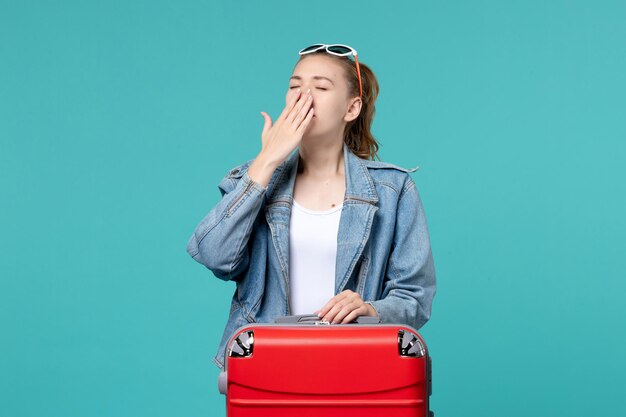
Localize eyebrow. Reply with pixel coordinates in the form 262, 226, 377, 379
290, 75, 334, 85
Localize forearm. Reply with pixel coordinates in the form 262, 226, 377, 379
368, 251, 436, 331
186, 170, 267, 280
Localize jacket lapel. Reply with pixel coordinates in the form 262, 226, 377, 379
334, 144, 379, 294
263, 143, 379, 308
264, 150, 300, 308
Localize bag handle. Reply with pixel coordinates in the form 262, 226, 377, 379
274, 313, 381, 325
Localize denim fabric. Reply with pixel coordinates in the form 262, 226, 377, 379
186, 143, 436, 370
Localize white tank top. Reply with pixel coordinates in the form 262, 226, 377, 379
288, 199, 343, 315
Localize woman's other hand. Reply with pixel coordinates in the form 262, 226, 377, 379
314, 290, 378, 324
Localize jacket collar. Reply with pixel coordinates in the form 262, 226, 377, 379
266, 142, 378, 204
262, 142, 379, 311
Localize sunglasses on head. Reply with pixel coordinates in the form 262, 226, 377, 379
298, 43, 363, 99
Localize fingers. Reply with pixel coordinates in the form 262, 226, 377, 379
273, 88, 313, 137
329, 301, 358, 324
316, 291, 347, 318
260, 111, 272, 137
341, 305, 369, 324
318, 290, 364, 324
286, 89, 312, 124
324, 300, 366, 324
278, 88, 302, 121
295, 106, 314, 135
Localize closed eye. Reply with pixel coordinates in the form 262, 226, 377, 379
289, 86, 328, 90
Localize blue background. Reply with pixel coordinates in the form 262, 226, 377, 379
2, 1, 625, 416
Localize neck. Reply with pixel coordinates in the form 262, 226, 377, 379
298, 140, 344, 178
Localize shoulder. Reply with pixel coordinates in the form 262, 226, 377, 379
361, 159, 419, 174
361, 159, 419, 196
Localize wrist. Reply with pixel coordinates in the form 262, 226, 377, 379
248, 154, 278, 188
365, 302, 378, 317
256, 151, 281, 171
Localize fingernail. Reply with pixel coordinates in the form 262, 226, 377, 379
297, 88, 301, 94
306, 88, 311, 93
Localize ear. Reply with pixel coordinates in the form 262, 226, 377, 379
343, 96, 363, 123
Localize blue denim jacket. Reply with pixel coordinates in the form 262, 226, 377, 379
186, 143, 436, 370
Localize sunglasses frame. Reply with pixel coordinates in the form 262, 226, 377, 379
298, 43, 363, 99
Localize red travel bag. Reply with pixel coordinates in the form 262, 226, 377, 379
218, 314, 433, 417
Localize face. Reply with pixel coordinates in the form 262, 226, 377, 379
286, 54, 361, 139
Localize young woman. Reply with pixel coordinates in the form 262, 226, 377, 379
186, 44, 437, 370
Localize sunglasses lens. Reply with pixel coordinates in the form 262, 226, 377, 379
300, 44, 325, 54
327, 45, 352, 55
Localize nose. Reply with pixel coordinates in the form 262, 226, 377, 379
294, 86, 312, 96
289, 87, 315, 102
286, 86, 316, 110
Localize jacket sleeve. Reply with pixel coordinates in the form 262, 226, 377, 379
367, 177, 436, 331
186, 165, 267, 281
